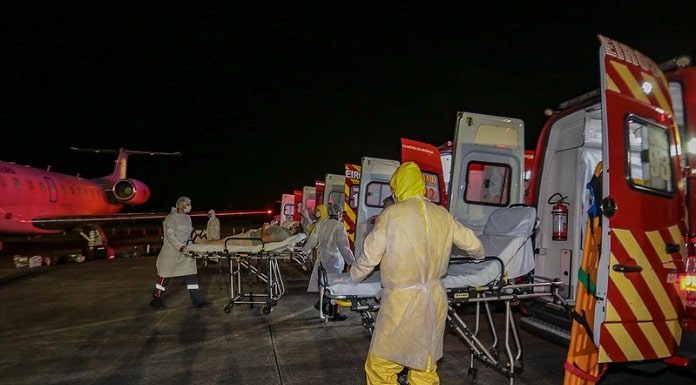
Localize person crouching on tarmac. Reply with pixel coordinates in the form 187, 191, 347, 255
350, 162, 484, 385
303, 203, 355, 321
149, 196, 211, 309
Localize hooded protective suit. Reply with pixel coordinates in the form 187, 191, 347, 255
306, 204, 328, 235
206, 209, 220, 240
350, 162, 484, 372
305, 203, 355, 292
156, 206, 197, 278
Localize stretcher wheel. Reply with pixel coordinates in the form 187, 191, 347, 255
468, 367, 478, 384
272, 300, 278, 306
223, 304, 232, 313
262, 305, 272, 314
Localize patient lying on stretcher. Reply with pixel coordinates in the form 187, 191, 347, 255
192, 221, 302, 245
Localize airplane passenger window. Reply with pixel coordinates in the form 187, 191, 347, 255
626, 115, 674, 194
464, 161, 511, 207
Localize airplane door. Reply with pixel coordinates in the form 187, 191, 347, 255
43, 177, 57, 202
448, 112, 524, 233
353, 157, 400, 258
593, 35, 683, 363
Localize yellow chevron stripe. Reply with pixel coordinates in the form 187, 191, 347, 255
641, 73, 673, 116
604, 323, 644, 361
646, 230, 678, 269
605, 300, 621, 323
668, 225, 684, 260
607, 74, 620, 93
638, 322, 671, 358
666, 319, 683, 349
613, 229, 678, 319
607, 253, 652, 322
610, 61, 649, 103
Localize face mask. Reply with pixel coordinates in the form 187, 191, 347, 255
179, 203, 191, 214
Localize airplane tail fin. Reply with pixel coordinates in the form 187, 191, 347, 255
69, 147, 182, 179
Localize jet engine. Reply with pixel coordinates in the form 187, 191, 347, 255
112, 179, 151, 206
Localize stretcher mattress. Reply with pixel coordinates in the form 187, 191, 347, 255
184, 233, 307, 254
325, 206, 536, 298
325, 259, 515, 299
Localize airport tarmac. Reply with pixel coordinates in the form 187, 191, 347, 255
0, 256, 693, 385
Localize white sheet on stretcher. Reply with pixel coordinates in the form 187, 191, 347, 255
184, 233, 307, 254
325, 206, 536, 298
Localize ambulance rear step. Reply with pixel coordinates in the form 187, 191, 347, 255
519, 317, 570, 345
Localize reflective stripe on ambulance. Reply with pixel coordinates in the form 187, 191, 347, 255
599, 225, 684, 362
344, 163, 361, 251
598, 37, 683, 362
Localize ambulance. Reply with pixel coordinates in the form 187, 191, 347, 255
383, 36, 694, 374
440, 36, 694, 372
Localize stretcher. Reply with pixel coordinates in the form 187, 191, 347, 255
318, 206, 564, 384
184, 232, 307, 314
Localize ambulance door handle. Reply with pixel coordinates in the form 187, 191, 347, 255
612, 264, 642, 273
601, 196, 616, 218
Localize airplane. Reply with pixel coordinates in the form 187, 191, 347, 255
0, 148, 272, 251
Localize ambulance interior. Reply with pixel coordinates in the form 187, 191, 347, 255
534, 103, 664, 302
535, 105, 604, 301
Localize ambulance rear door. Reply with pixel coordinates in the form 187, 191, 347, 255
280, 193, 295, 225
448, 112, 525, 233
301, 186, 316, 219
324, 173, 346, 208
594, 35, 684, 363
353, 157, 400, 258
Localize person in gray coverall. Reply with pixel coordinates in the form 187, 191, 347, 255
149, 197, 210, 309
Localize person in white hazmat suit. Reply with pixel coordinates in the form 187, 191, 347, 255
303, 203, 355, 321
206, 209, 220, 241
149, 197, 210, 309
350, 162, 484, 385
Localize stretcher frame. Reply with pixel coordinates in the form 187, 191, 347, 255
317, 262, 381, 327
318, 256, 564, 385
188, 236, 302, 314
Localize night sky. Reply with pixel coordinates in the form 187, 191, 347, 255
4, 2, 695, 213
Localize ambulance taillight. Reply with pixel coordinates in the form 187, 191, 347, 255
681, 253, 696, 318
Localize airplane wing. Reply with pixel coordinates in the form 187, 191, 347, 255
31, 210, 273, 230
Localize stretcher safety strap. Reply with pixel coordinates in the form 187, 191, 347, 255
563, 361, 607, 383
577, 267, 597, 296
187, 284, 199, 290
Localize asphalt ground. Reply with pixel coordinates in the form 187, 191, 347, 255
1, 254, 694, 385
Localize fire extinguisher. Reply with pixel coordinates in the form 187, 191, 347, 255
548, 193, 569, 241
